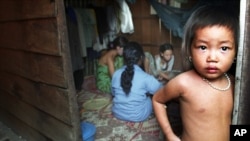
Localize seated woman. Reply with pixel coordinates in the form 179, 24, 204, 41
111, 41, 163, 122
154, 43, 178, 83
143, 43, 180, 83
96, 36, 128, 94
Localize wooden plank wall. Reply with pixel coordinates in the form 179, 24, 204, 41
0, 0, 81, 141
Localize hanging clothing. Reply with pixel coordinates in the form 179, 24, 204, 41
93, 5, 120, 52
66, 7, 84, 71
74, 8, 98, 57
116, 0, 134, 34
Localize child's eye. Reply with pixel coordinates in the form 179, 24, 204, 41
221, 46, 229, 51
199, 46, 206, 50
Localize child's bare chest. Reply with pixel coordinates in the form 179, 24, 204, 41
186, 90, 233, 114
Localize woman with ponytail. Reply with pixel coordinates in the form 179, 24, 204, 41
111, 41, 162, 122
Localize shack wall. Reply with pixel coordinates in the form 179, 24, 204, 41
0, 1, 81, 141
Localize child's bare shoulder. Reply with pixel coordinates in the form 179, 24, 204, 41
168, 70, 197, 88
159, 71, 193, 98
171, 70, 193, 81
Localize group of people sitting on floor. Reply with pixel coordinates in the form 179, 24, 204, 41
95, 35, 178, 122
96, 35, 176, 94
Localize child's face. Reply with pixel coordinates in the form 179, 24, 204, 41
161, 50, 173, 62
191, 25, 236, 79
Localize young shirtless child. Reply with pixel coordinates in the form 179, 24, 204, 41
152, 5, 238, 141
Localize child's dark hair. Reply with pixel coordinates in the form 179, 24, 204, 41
121, 41, 145, 95
108, 36, 128, 50
181, 5, 239, 71
159, 43, 173, 54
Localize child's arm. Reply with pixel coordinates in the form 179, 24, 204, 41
153, 77, 182, 141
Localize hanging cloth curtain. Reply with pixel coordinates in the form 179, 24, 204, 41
148, 0, 206, 38
117, 0, 134, 34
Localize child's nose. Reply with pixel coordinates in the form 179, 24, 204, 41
207, 50, 218, 62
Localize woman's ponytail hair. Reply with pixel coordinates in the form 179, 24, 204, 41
121, 41, 144, 95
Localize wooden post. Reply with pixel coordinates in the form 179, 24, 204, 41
232, 0, 250, 124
